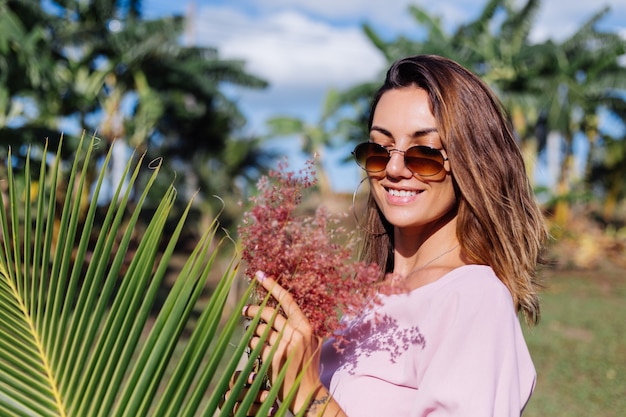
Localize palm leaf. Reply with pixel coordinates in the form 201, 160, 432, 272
0, 134, 311, 416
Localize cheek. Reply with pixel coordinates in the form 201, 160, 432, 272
441, 180, 458, 209
435, 177, 458, 207
367, 174, 382, 188
368, 176, 387, 200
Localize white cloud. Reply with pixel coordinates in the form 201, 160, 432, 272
189, 1, 626, 91
246, 0, 626, 42
249, 0, 413, 20
529, 1, 626, 42
189, 4, 387, 137
193, 7, 385, 89
185, 0, 626, 131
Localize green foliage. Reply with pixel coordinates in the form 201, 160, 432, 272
339, 0, 626, 225
0, 136, 302, 416
523, 268, 626, 417
1, 0, 273, 233
265, 88, 365, 195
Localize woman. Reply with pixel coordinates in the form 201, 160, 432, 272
236, 54, 548, 416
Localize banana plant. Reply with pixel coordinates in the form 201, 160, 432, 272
0, 135, 304, 416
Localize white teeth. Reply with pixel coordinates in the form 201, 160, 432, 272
387, 189, 418, 197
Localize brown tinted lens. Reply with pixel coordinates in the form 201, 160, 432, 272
404, 146, 445, 176
354, 143, 389, 172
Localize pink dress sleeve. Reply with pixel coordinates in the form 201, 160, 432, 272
320, 265, 535, 417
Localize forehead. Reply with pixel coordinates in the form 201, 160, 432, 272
370, 87, 440, 147
371, 87, 436, 129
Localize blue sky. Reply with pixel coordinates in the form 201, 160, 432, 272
142, 0, 626, 192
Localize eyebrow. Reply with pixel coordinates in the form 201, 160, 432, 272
370, 126, 438, 138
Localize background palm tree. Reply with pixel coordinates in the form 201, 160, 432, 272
265, 89, 358, 197
332, 0, 626, 229
534, 8, 626, 227
1, 0, 271, 231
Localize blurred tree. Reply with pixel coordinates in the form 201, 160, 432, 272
265, 89, 359, 197
453, 0, 549, 181
342, 0, 541, 144
350, 0, 556, 158
588, 96, 626, 221
337, 0, 626, 226
534, 8, 626, 226
0, 0, 69, 154
1, 0, 270, 229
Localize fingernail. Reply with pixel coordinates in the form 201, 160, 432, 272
242, 305, 250, 316
247, 372, 256, 384
255, 271, 266, 282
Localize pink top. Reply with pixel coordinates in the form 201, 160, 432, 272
320, 265, 535, 416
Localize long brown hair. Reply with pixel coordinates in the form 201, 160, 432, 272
359, 55, 548, 325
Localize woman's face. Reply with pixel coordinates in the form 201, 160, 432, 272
368, 86, 457, 233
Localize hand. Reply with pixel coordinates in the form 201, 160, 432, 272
243, 271, 324, 414
221, 370, 277, 416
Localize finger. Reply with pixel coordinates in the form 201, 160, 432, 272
229, 370, 242, 389
255, 271, 309, 323
230, 370, 261, 389
254, 323, 285, 346
235, 399, 277, 417
250, 330, 306, 367
232, 378, 270, 403
244, 305, 288, 331
249, 334, 275, 360
221, 377, 272, 414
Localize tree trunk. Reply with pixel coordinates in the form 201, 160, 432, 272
553, 134, 575, 228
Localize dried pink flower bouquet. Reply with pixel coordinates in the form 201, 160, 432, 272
238, 159, 382, 339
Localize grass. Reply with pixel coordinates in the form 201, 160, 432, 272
522, 263, 626, 417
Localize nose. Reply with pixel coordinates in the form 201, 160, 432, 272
385, 149, 413, 178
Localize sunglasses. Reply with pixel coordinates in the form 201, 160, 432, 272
352, 142, 448, 177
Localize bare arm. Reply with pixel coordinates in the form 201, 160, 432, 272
301, 385, 346, 417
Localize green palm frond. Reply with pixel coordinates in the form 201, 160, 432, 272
0, 134, 303, 416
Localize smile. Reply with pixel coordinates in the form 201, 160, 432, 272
386, 188, 420, 197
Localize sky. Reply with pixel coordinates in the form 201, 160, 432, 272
142, 0, 626, 192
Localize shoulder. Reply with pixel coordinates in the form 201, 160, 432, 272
441, 264, 510, 296
431, 264, 516, 317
